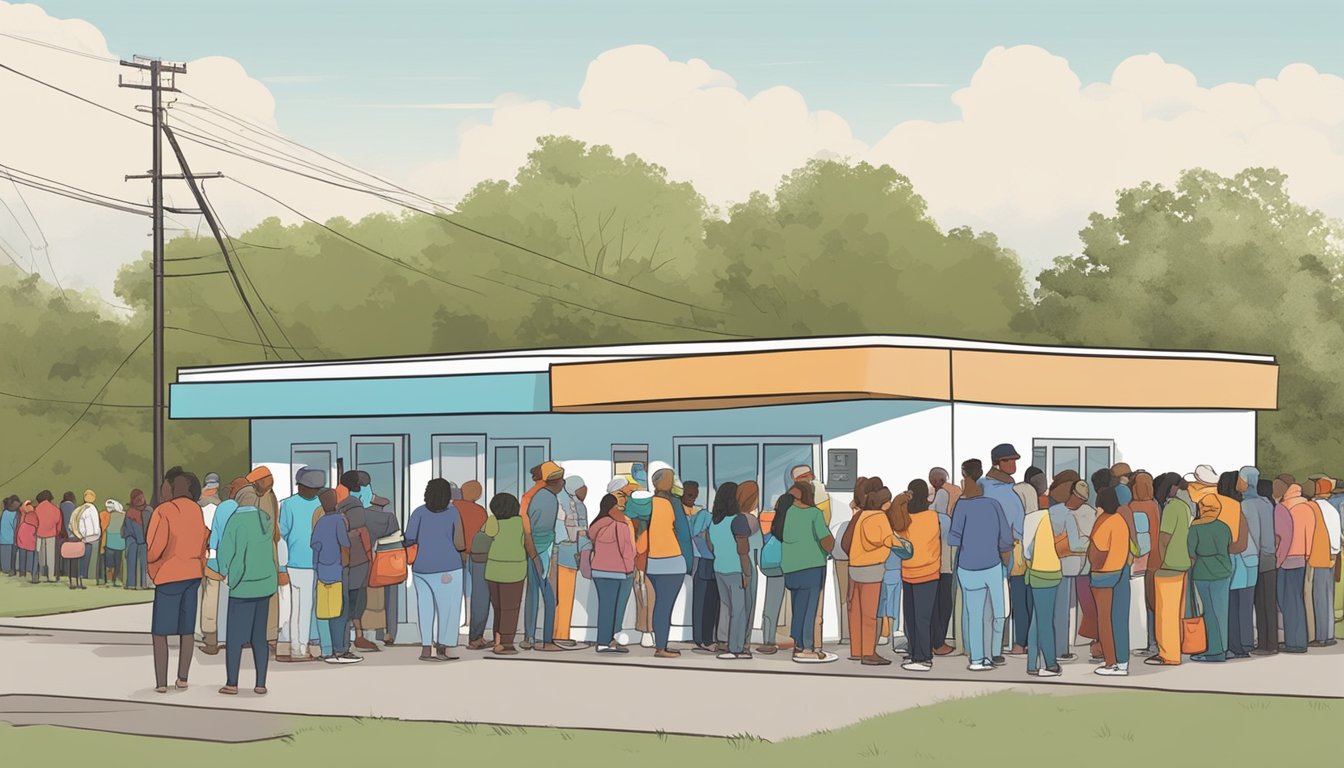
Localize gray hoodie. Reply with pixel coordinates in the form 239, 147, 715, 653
1239, 466, 1276, 570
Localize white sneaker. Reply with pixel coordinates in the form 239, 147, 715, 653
967, 661, 993, 672
717, 652, 741, 660
1095, 665, 1129, 677
877, 636, 890, 646
640, 633, 655, 649
1036, 667, 1061, 678
901, 661, 932, 672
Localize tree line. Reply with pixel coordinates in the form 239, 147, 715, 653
1, 136, 1339, 496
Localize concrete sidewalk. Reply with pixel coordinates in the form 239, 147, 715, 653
0, 604, 1339, 740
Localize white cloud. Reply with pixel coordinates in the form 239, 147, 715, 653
6, 1, 1344, 307
410, 45, 868, 208
0, 1, 392, 304
260, 74, 325, 85
416, 43, 1344, 276
869, 46, 1344, 265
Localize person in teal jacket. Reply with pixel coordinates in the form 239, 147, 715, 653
216, 486, 278, 696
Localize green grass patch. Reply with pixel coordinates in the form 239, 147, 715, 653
0, 575, 152, 617
0, 690, 1336, 766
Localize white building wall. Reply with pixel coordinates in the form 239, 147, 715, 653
952, 405, 1258, 478
250, 399, 952, 644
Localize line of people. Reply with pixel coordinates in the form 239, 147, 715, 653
0, 490, 152, 589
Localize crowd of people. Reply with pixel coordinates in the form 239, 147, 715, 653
0, 489, 150, 589
1, 444, 1340, 695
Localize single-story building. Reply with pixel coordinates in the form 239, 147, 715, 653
171, 334, 1279, 644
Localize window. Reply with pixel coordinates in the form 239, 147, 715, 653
432, 434, 485, 488
1033, 439, 1116, 496
494, 446, 520, 498
612, 444, 650, 485
764, 443, 816, 511
290, 442, 338, 491
1031, 446, 1048, 474
490, 439, 550, 501
674, 436, 820, 509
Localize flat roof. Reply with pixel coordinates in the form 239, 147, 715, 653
178, 334, 1275, 384
169, 335, 1279, 419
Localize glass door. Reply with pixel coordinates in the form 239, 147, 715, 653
489, 438, 550, 501
290, 442, 338, 494
432, 434, 486, 489
351, 435, 410, 626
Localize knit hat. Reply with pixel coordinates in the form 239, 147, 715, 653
246, 466, 273, 484
295, 466, 326, 489
606, 477, 629, 494
565, 476, 586, 496
1314, 477, 1334, 498
203, 473, 221, 490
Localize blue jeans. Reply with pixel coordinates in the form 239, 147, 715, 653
594, 575, 634, 646
1009, 574, 1030, 648
125, 542, 146, 588
319, 581, 349, 655
1026, 582, 1060, 673
958, 565, 1006, 664
413, 569, 464, 648
225, 596, 269, 688
1277, 567, 1307, 649
648, 573, 685, 650
523, 553, 555, 644
1195, 576, 1231, 660
785, 567, 825, 651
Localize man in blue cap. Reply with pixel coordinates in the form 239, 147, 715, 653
980, 443, 1029, 658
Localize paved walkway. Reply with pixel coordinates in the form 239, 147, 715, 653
1, 604, 1340, 740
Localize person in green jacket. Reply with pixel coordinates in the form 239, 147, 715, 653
1188, 495, 1233, 663
484, 493, 541, 656
217, 486, 278, 695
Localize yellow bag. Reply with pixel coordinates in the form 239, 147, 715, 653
1010, 539, 1028, 577
316, 580, 343, 620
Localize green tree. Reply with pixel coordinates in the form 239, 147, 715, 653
706, 160, 1030, 339
1020, 167, 1344, 476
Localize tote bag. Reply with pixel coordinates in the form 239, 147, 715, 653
316, 580, 344, 620
369, 546, 408, 588
1180, 576, 1207, 656
60, 541, 86, 560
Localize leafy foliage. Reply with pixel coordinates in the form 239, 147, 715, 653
0, 139, 1336, 497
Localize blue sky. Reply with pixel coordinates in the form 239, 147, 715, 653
28, 0, 1344, 173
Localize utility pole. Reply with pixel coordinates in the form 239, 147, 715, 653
120, 55, 186, 504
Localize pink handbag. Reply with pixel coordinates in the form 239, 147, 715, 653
60, 541, 86, 559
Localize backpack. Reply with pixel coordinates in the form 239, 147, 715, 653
759, 533, 783, 576
1134, 511, 1151, 557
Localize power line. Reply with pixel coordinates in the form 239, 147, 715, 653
0, 388, 150, 409
0, 167, 150, 217
229, 176, 483, 296
165, 268, 229, 278
0, 331, 152, 488
160, 124, 281, 360
0, 32, 120, 63
0, 62, 145, 126
201, 187, 310, 359
166, 324, 319, 350
168, 110, 731, 318
0, 162, 151, 209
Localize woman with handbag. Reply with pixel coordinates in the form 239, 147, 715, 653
484, 492, 541, 655
1188, 494, 1234, 662
588, 493, 635, 654
405, 478, 467, 662
69, 490, 102, 590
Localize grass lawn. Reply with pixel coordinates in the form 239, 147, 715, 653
0, 690, 1336, 766
0, 575, 152, 617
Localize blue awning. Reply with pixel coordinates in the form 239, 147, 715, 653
170, 372, 550, 419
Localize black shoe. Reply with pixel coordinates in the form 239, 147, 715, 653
1250, 649, 1278, 657
1278, 644, 1308, 654
991, 656, 1007, 667
1058, 652, 1078, 662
